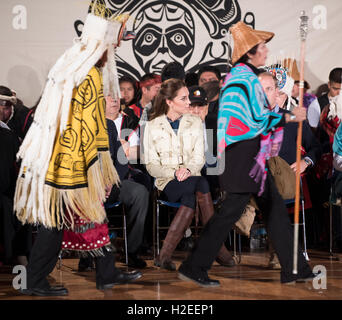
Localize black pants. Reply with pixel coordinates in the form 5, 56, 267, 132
0, 194, 32, 263
26, 225, 120, 289
26, 226, 63, 289
163, 176, 210, 209
106, 179, 149, 255
182, 173, 312, 283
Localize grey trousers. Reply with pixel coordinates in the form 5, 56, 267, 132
119, 180, 149, 255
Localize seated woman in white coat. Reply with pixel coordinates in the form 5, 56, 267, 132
143, 78, 233, 271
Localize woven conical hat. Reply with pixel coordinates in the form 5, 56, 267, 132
230, 21, 274, 65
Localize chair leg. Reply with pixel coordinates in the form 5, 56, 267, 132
330, 202, 333, 256
123, 209, 128, 266
233, 229, 236, 258
301, 199, 309, 261
152, 194, 156, 260
157, 202, 160, 256
57, 251, 62, 270
238, 233, 242, 264
233, 229, 241, 264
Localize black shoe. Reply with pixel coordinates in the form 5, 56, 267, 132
96, 270, 142, 290
127, 254, 147, 269
178, 264, 220, 288
282, 272, 319, 285
19, 286, 68, 296
296, 272, 319, 283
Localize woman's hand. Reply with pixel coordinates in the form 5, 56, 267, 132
175, 168, 191, 182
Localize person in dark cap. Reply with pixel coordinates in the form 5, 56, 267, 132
188, 86, 210, 160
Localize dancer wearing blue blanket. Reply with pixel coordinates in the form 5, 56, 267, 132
178, 21, 316, 286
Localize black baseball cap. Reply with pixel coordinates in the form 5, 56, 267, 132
188, 86, 208, 105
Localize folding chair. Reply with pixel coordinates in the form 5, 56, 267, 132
329, 201, 342, 259
230, 229, 242, 264
105, 201, 128, 265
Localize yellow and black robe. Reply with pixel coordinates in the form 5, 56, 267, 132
16, 66, 119, 230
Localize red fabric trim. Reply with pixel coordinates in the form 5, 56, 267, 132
287, 174, 312, 213
22, 108, 34, 133
226, 116, 250, 136
128, 104, 141, 118
62, 212, 110, 252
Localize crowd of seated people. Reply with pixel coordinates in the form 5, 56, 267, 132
1, 62, 342, 272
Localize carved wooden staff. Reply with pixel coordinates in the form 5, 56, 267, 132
293, 11, 309, 274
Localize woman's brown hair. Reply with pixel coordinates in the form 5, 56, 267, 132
149, 78, 186, 120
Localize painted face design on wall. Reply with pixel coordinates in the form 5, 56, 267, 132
132, 2, 194, 74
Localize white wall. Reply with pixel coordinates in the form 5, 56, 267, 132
0, 0, 341, 107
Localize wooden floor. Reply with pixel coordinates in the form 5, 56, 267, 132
1, 249, 341, 301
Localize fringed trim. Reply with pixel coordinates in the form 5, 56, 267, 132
15, 151, 120, 230
70, 217, 109, 233
61, 243, 116, 259
98, 151, 120, 187
73, 222, 96, 234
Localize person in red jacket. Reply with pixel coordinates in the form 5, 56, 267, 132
129, 73, 161, 119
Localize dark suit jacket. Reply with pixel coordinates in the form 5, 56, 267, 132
318, 93, 329, 111
106, 119, 129, 181
278, 109, 322, 165
205, 100, 219, 156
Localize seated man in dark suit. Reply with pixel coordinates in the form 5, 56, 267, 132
259, 72, 322, 268
78, 97, 149, 271
104, 95, 149, 268
105, 117, 149, 269
259, 72, 321, 174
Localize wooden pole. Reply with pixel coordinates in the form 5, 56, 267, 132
293, 11, 308, 274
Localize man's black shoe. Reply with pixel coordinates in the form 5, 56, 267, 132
19, 286, 68, 296
282, 272, 319, 285
96, 270, 142, 290
127, 254, 147, 269
296, 272, 319, 283
178, 264, 220, 287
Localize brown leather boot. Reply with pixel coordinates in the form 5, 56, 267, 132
197, 191, 236, 267
155, 205, 195, 271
